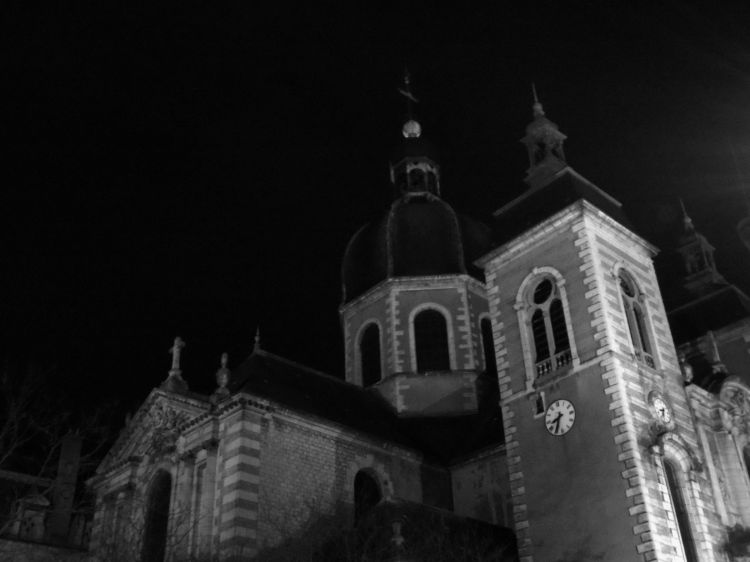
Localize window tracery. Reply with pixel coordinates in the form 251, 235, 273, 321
618, 270, 655, 368
525, 276, 572, 379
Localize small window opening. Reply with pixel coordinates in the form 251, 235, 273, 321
480, 318, 497, 379
409, 169, 426, 191
426, 171, 437, 193
534, 393, 546, 416
360, 324, 381, 387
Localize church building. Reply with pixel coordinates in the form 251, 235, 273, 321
88, 82, 750, 561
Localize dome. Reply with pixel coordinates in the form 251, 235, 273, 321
342, 193, 491, 303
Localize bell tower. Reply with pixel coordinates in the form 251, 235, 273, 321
478, 94, 725, 560
676, 200, 726, 296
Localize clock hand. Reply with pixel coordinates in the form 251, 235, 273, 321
553, 413, 562, 433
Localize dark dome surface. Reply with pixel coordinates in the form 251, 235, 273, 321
342, 193, 491, 303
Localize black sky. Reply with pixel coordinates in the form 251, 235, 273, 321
4, 3, 750, 416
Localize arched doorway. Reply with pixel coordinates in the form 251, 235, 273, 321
141, 470, 172, 562
354, 470, 381, 525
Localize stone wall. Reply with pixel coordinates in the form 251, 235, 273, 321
0, 537, 87, 562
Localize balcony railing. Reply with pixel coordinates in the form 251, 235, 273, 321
535, 349, 572, 379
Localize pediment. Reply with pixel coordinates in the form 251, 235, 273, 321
97, 389, 208, 476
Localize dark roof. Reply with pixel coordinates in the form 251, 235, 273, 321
490, 167, 634, 246
667, 284, 750, 344
342, 193, 491, 303
229, 350, 504, 464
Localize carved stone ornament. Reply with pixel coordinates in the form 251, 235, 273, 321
720, 380, 750, 435
145, 401, 188, 456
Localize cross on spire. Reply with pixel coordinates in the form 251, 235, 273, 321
397, 68, 419, 117
397, 68, 421, 139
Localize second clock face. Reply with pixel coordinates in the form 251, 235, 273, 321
545, 399, 576, 436
652, 395, 672, 424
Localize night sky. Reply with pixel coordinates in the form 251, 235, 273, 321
4, 3, 750, 419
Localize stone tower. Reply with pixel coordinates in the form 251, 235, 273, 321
339, 76, 495, 417
478, 94, 725, 561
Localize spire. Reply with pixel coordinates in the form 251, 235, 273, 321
679, 198, 695, 233
161, 336, 188, 393
676, 200, 726, 295
390, 70, 440, 197
398, 68, 421, 139
532, 83, 544, 118
254, 327, 262, 353
521, 84, 567, 188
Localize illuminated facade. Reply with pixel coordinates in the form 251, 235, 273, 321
88, 91, 750, 561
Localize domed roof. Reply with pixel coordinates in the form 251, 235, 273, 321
342, 193, 491, 303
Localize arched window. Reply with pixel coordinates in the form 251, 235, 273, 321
141, 470, 172, 562
360, 323, 381, 387
408, 168, 426, 191
480, 317, 497, 378
354, 471, 381, 525
426, 171, 437, 194
618, 270, 654, 368
414, 309, 451, 372
664, 460, 698, 562
528, 278, 571, 378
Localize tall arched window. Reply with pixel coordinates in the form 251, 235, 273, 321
528, 278, 571, 378
618, 270, 654, 368
414, 309, 451, 372
141, 470, 172, 562
480, 317, 497, 378
360, 323, 381, 387
664, 460, 698, 562
354, 471, 381, 525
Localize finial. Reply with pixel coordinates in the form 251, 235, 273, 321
254, 327, 261, 352
168, 336, 186, 376
215, 352, 230, 391
210, 352, 231, 404
679, 198, 695, 233
398, 68, 421, 138
531, 83, 545, 118
162, 336, 188, 393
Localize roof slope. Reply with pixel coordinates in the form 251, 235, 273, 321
229, 350, 504, 464
668, 284, 750, 344
492, 167, 633, 246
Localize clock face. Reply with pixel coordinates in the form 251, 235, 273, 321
545, 399, 576, 436
652, 396, 672, 424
